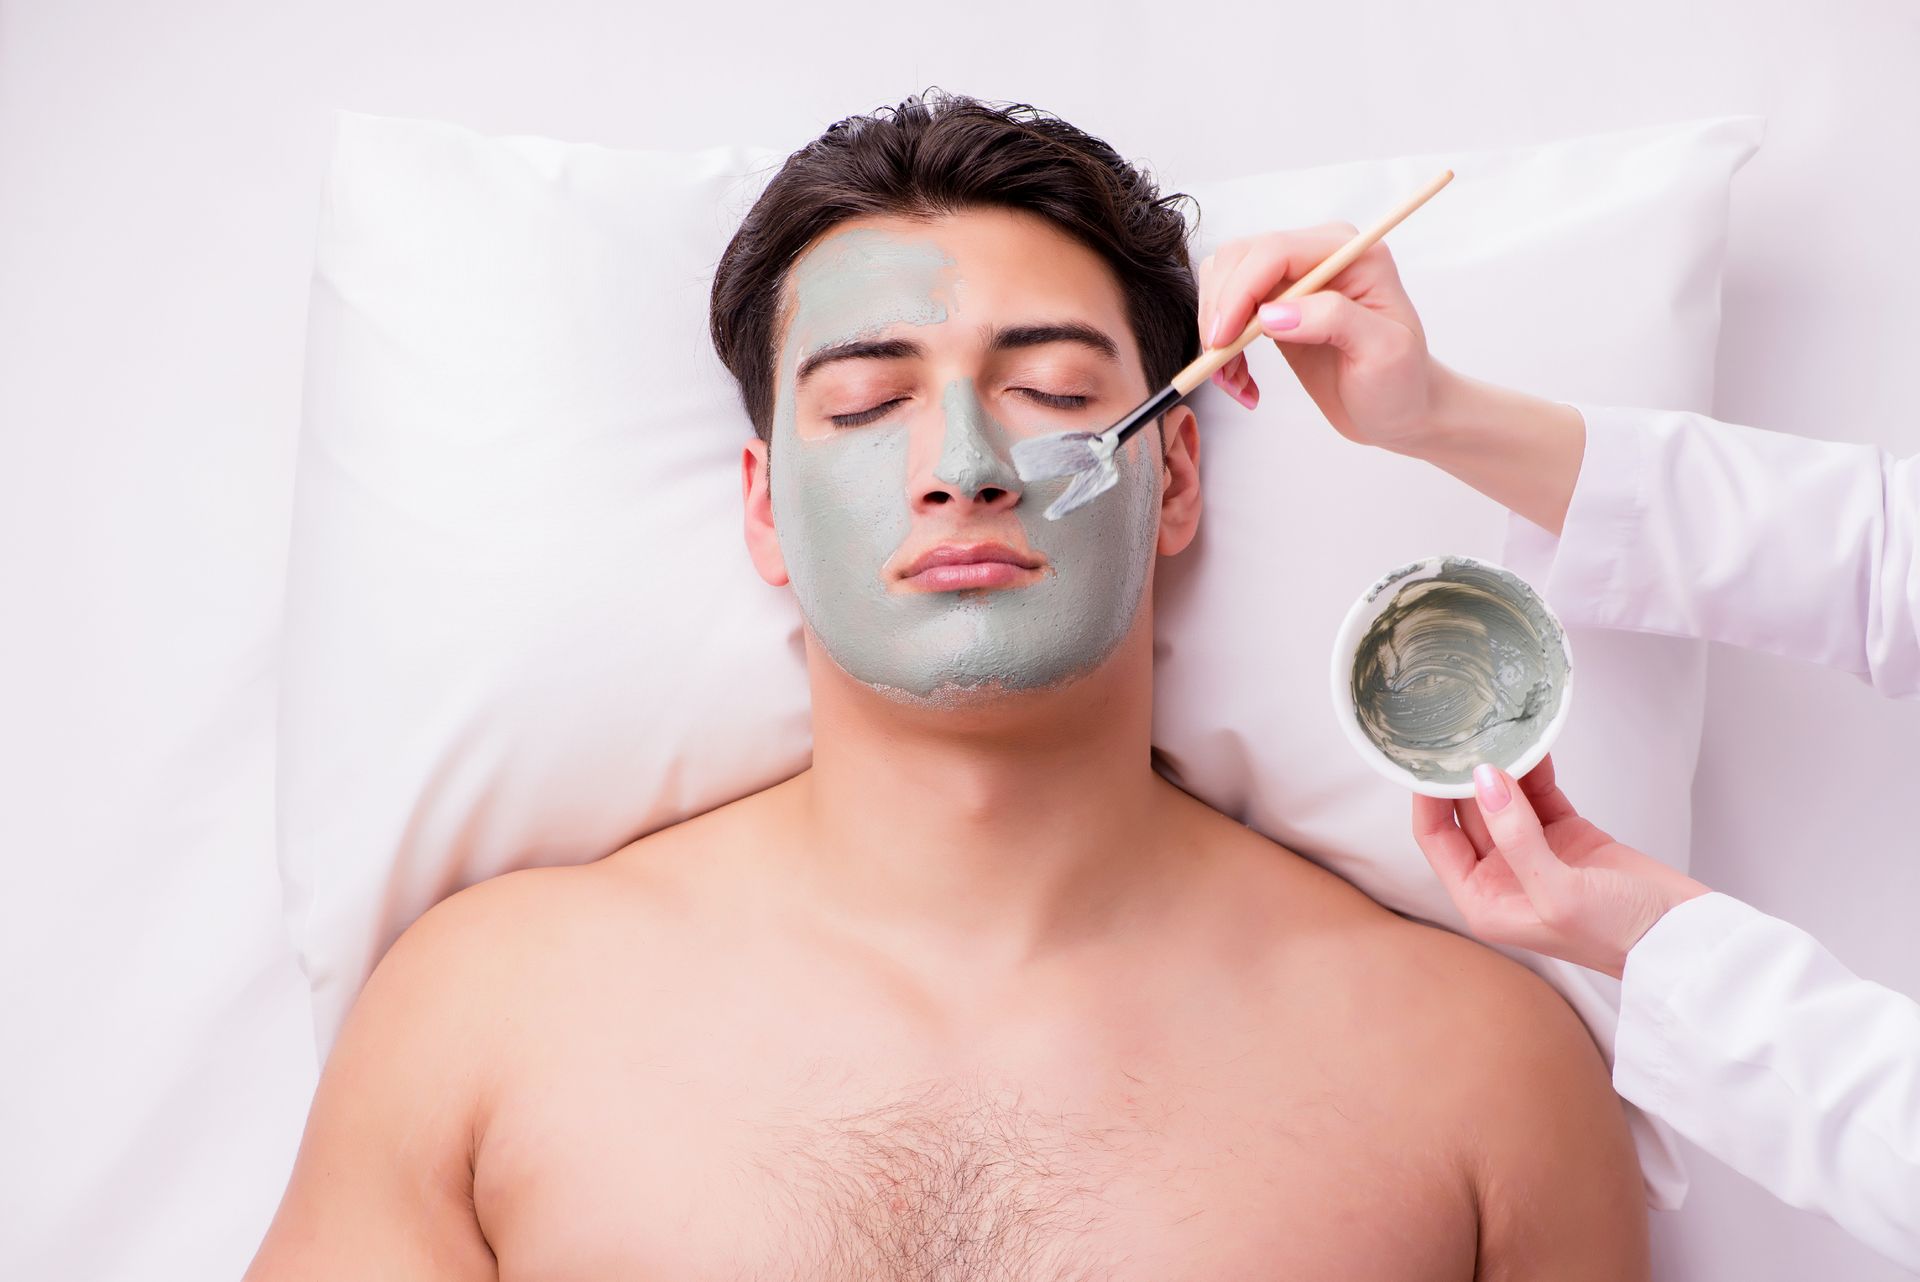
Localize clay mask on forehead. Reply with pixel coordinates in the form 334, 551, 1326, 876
768, 226, 1161, 704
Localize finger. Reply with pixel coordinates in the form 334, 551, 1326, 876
1210, 352, 1258, 408
1517, 752, 1579, 826
1209, 369, 1256, 410
1257, 289, 1415, 366
1454, 795, 1496, 860
1195, 252, 1217, 351
1210, 224, 1392, 348
1198, 240, 1253, 349
1472, 763, 1573, 902
1411, 795, 1479, 900
1209, 225, 1357, 346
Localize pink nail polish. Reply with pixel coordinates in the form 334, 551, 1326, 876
1473, 764, 1510, 812
1260, 301, 1301, 331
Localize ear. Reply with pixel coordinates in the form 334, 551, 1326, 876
742, 437, 789, 587
1155, 404, 1202, 556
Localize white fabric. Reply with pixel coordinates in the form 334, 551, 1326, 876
1506, 402, 1920, 1265
281, 110, 1762, 1209
1617, 894, 1920, 1270
1513, 401, 1920, 697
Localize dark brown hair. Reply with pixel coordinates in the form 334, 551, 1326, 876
709, 90, 1200, 441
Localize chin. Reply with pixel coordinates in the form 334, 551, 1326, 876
854, 660, 1108, 711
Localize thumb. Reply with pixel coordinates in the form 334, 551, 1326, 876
1259, 289, 1405, 361
1471, 763, 1571, 904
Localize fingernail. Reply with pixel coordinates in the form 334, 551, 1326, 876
1473, 764, 1510, 812
1260, 301, 1301, 331
1207, 311, 1226, 347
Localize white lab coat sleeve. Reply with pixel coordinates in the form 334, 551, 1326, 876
1615, 892, 1920, 1269
1502, 402, 1920, 698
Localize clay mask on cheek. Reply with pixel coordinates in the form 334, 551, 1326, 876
767, 230, 1161, 703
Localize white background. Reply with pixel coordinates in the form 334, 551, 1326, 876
2, 1, 1915, 1278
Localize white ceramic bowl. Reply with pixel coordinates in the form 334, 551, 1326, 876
1329, 554, 1575, 799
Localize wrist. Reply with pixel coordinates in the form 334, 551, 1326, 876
1620, 877, 1714, 973
1668, 876, 1713, 913
1417, 362, 1547, 463
1401, 358, 1478, 463
1405, 362, 1586, 535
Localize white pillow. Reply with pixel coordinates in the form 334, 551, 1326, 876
280, 109, 1762, 1210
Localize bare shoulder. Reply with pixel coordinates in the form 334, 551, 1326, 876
1423, 927, 1650, 1278
1338, 900, 1600, 1071
1368, 920, 1650, 1279
243, 871, 584, 1277
404, 772, 809, 968
1161, 779, 1606, 1058
351, 776, 815, 1040
1165, 784, 1648, 1278
595, 770, 805, 896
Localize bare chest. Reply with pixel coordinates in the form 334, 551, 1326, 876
473, 1044, 1477, 1282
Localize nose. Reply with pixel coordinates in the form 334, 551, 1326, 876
916, 381, 1023, 512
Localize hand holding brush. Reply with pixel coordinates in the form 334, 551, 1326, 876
1011, 169, 1454, 519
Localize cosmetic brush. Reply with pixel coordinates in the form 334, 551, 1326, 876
1011, 169, 1455, 520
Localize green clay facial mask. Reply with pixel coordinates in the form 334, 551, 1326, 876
1349, 559, 1570, 783
768, 226, 1160, 704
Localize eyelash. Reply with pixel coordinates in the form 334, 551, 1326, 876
829, 398, 906, 428
828, 389, 1089, 428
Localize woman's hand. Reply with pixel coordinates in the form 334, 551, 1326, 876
1197, 225, 1588, 534
1196, 224, 1444, 455
1411, 755, 1711, 979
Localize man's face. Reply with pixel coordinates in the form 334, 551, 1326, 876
756, 207, 1170, 705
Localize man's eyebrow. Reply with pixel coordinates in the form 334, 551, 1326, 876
795, 337, 923, 387
986, 321, 1121, 362
793, 322, 1122, 388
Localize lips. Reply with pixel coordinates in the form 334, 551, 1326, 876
897, 541, 1044, 592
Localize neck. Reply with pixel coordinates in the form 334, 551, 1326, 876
791, 611, 1175, 969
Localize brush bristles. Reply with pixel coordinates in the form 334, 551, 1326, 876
1043, 455, 1120, 520
1012, 429, 1121, 520
1010, 430, 1101, 483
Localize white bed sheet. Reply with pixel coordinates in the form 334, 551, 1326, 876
4, 2, 1915, 1278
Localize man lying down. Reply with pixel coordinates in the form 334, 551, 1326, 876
248, 92, 1648, 1281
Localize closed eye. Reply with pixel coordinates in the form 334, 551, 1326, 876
1015, 389, 1090, 410
829, 397, 908, 428
829, 389, 1087, 428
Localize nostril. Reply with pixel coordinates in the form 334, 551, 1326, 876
979, 487, 1008, 504
926, 491, 951, 505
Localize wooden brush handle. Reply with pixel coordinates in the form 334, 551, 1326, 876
1171, 169, 1454, 398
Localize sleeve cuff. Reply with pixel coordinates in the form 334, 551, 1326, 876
1612, 892, 1759, 1118
1500, 401, 1651, 630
